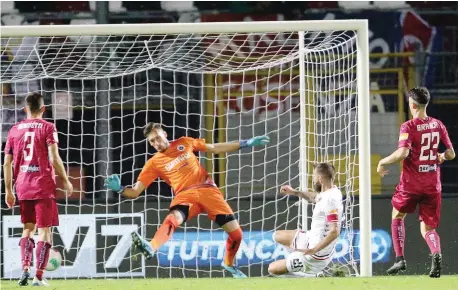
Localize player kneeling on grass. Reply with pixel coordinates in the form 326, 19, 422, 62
268, 163, 343, 277
104, 123, 269, 278
377, 87, 455, 278
3, 93, 73, 287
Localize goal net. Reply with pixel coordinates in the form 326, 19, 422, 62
1, 21, 370, 279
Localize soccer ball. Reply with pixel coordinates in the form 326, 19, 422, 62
45, 249, 62, 271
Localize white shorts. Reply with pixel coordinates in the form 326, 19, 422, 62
286, 230, 332, 275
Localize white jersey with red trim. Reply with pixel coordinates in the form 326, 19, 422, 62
308, 186, 343, 257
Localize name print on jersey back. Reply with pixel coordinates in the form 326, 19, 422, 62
5, 119, 59, 200
397, 117, 453, 195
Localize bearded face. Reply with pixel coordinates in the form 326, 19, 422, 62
312, 179, 322, 192
312, 170, 322, 192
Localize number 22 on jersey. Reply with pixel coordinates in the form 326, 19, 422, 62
420, 132, 439, 161
23, 132, 35, 161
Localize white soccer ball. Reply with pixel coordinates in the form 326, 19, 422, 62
45, 249, 62, 271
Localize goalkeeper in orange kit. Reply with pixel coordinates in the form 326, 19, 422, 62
104, 123, 269, 278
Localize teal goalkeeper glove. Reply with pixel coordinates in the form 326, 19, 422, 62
240, 135, 270, 148
104, 174, 124, 193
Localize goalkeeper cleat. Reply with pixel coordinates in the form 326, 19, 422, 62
32, 277, 49, 287
429, 253, 442, 278
386, 259, 407, 275
221, 263, 247, 279
131, 232, 155, 260
18, 271, 30, 286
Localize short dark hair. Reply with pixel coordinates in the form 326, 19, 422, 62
25, 92, 44, 113
313, 162, 336, 181
143, 122, 163, 137
408, 87, 430, 106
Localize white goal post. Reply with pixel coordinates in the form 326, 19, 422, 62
1, 20, 372, 277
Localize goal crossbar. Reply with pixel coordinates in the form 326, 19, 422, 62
2, 20, 368, 37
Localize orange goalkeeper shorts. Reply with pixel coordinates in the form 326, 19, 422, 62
169, 186, 234, 222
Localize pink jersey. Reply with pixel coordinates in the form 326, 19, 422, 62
4, 119, 59, 200
397, 117, 453, 195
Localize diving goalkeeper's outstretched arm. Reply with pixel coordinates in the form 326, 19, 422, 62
204, 135, 270, 154
104, 174, 145, 199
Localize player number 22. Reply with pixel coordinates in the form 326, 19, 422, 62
420, 132, 439, 161
23, 132, 35, 161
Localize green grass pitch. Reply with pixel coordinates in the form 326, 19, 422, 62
1, 276, 458, 290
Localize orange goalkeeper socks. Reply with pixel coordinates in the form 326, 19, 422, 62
224, 227, 243, 266
150, 214, 179, 250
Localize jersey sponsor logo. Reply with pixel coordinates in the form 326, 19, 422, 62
2, 213, 144, 278
419, 164, 437, 172
20, 165, 40, 172
416, 122, 438, 131
18, 122, 44, 130
177, 145, 185, 151
399, 133, 409, 141
165, 152, 192, 171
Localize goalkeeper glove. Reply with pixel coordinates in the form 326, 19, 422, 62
240, 135, 270, 149
104, 174, 124, 194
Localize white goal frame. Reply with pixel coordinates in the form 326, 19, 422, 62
2, 20, 372, 277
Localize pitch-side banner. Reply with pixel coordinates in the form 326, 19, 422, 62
157, 229, 391, 267
2, 213, 145, 279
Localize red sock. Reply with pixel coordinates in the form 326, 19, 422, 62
424, 230, 441, 254
391, 218, 405, 258
35, 242, 51, 280
150, 214, 179, 250
19, 238, 35, 271
224, 227, 243, 267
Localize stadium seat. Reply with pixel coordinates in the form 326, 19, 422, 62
109, 1, 126, 12
1, 14, 24, 26
373, 1, 408, 9
69, 16, 96, 26
1, 1, 18, 14
161, 1, 196, 12
338, 1, 372, 10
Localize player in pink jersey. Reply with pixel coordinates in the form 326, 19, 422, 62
377, 87, 455, 278
3, 93, 73, 286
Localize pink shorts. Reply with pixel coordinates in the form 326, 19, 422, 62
19, 199, 59, 228
392, 190, 441, 228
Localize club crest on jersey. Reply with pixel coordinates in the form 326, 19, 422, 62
177, 145, 185, 151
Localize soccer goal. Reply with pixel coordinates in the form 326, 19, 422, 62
1, 20, 371, 278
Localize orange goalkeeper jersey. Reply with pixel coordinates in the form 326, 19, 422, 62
137, 137, 214, 194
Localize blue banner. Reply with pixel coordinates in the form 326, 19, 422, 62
304, 11, 402, 69
156, 229, 392, 267
303, 10, 441, 89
